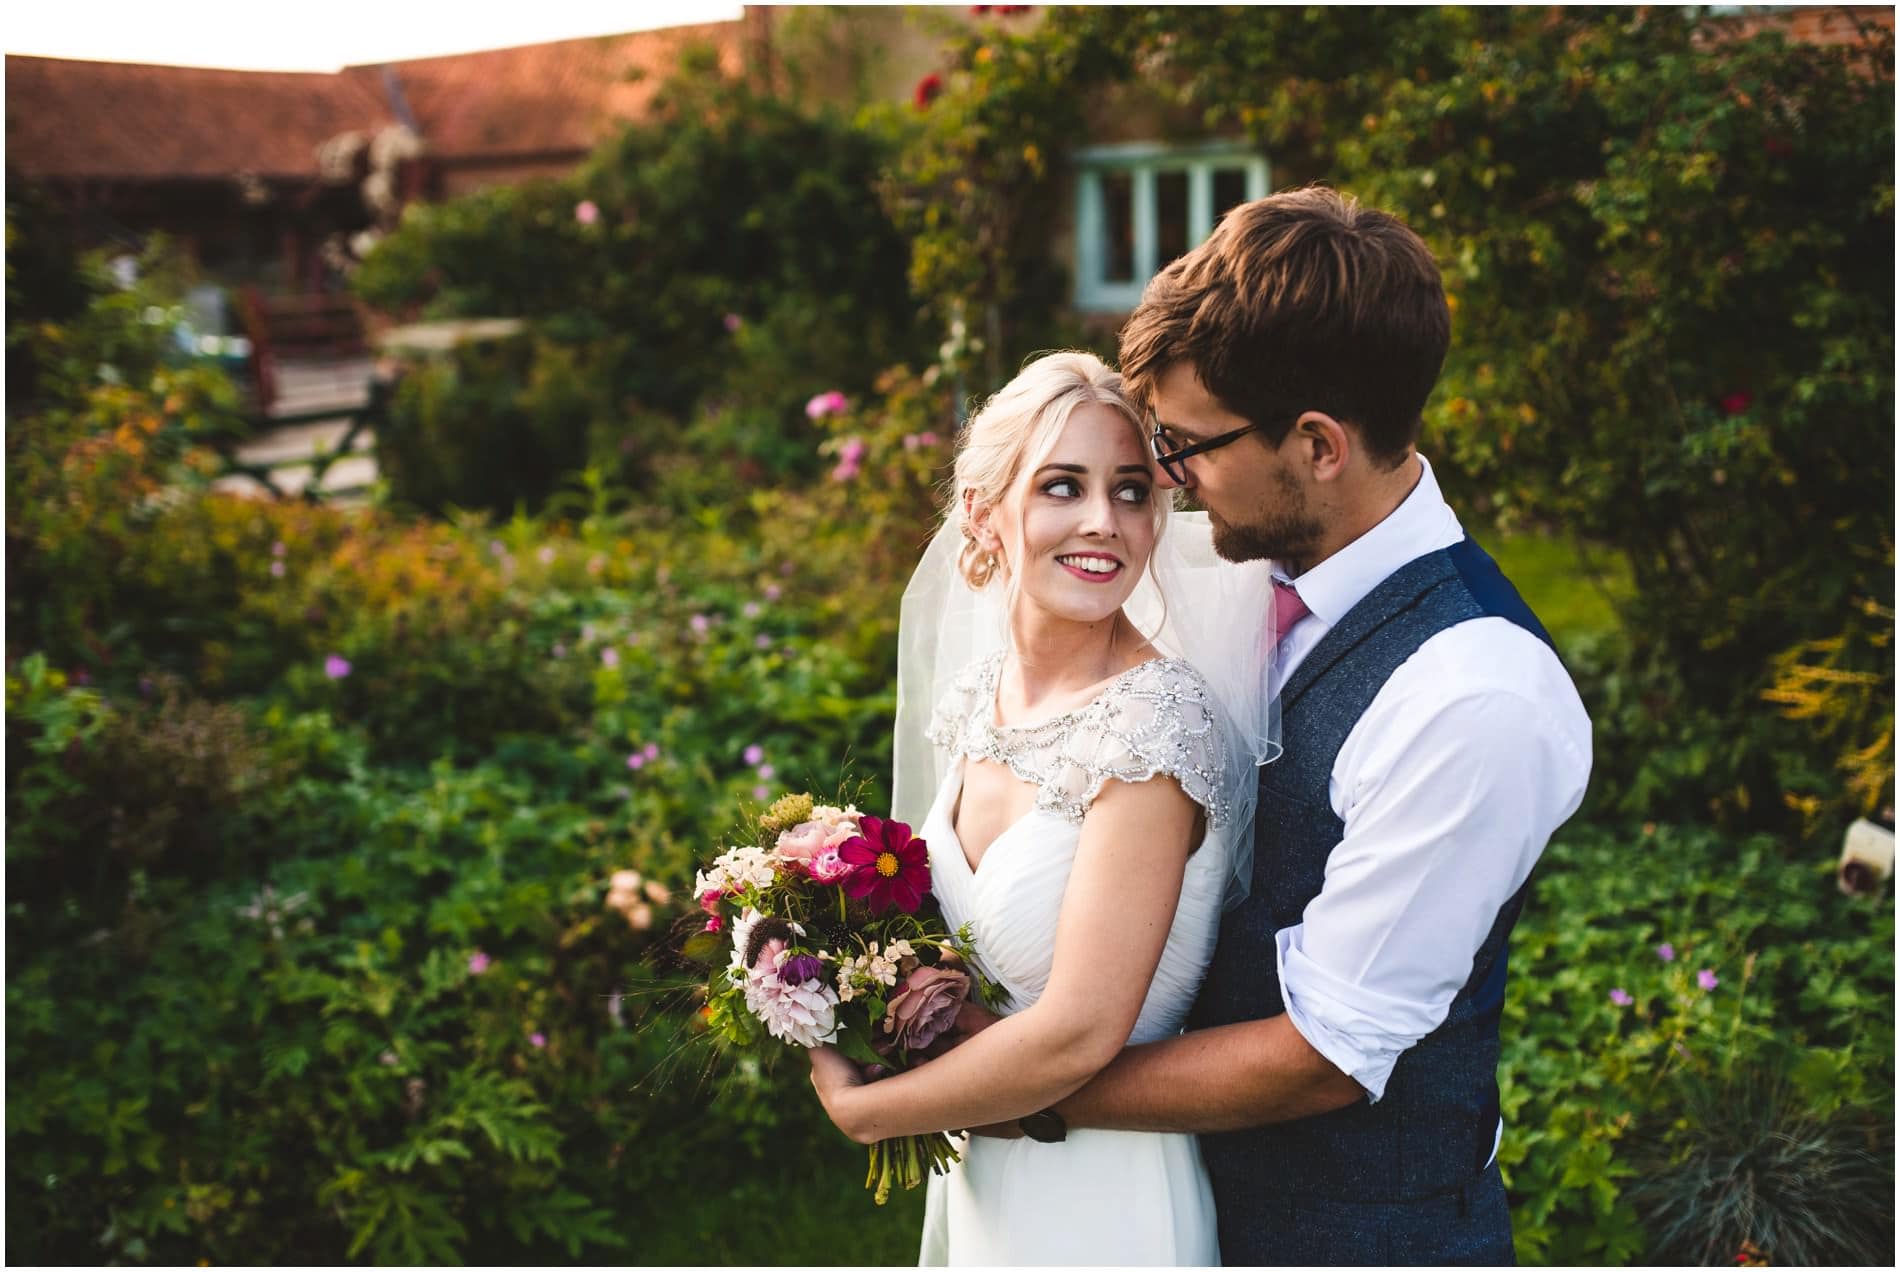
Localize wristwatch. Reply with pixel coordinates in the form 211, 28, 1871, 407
1018, 1107, 1067, 1143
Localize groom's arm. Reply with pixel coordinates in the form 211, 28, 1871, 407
1054, 1013, 1364, 1134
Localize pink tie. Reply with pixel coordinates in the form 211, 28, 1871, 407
1271, 579, 1311, 646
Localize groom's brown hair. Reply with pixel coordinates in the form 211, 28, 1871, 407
1119, 185, 1451, 469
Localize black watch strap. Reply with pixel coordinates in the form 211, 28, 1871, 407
1018, 1107, 1067, 1143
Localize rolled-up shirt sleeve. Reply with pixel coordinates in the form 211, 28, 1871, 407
1272, 640, 1592, 1102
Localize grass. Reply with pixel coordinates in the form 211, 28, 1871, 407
1484, 531, 1631, 646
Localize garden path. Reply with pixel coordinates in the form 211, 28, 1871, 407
213, 355, 379, 503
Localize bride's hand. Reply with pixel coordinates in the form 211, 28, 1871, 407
807, 1045, 876, 1144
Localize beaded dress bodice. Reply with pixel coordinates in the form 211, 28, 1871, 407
925, 652, 1236, 829
920, 652, 1232, 1045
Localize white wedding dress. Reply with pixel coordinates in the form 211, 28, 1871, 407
914, 651, 1233, 1267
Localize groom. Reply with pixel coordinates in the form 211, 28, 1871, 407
1035, 186, 1592, 1264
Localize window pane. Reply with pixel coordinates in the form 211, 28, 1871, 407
1101, 171, 1135, 283
1156, 170, 1189, 266
1213, 167, 1249, 225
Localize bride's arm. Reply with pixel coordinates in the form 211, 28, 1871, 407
808, 775, 1199, 1145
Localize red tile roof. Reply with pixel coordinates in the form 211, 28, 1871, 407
4, 56, 395, 180
351, 22, 747, 161
5, 19, 747, 183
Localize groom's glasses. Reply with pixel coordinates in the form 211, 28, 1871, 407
1148, 415, 1261, 485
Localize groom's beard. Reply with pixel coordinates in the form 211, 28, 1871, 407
1210, 466, 1324, 565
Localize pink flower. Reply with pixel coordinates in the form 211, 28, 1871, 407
538, 545, 556, 564
776, 821, 829, 862
529, 1031, 548, 1048
1697, 969, 1719, 991
723, 313, 744, 333
1656, 942, 1675, 962
805, 390, 849, 420
698, 889, 724, 915
690, 614, 711, 635
831, 458, 860, 482
764, 583, 783, 602
918, 431, 941, 447
489, 539, 507, 557
1609, 988, 1632, 1007
744, 745, 765, 766
840, 437, 867, 464
757, 764, 775, 780
1720, 390, 1753, 416
755, 634, 772, 650
627, 752, 646, 770
468, 951, 491, 975
601, 647, 620, 669
753, 784, 771, 800
704, 914, 723, 933
809, 843, 853, 884
552, 643, 567, 658
742, 601, 762, 619
643, 742, 660, 761
574, 200, 600, 225
271, 540, 287, 558
323, 654, 352, 680
883, 966, 970, 1051
750, 937, 788, 977
270, 560, 286, 578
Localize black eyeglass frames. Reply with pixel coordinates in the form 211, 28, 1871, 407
1147, 415, 1261, 484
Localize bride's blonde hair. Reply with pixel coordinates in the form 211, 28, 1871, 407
948, 350, 1169, 593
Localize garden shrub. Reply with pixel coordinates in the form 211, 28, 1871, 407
1500, 821, 1893, 1264
356, 48, 930, 509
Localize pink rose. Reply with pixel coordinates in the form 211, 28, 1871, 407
699, 889, 723, 915
882, 966, 970, 1052
775, 820, 829, 863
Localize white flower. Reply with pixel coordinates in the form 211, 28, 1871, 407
728, 906, 765, 975
743, 968, 840, 1048
887, 939, 916, 961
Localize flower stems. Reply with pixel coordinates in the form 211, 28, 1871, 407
864, 1132, 963, 1204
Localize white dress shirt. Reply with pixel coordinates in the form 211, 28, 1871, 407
1267, 457, 1593, 1119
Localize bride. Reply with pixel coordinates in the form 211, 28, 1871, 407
809, 351, 1276, 1265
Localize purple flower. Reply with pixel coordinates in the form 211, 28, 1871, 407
755, 634, 772, 650
757, 763, 775, 781
271, 540, 287, 558
764, 583, 783, 602
1656, 942, 1676, 962
468, 951, 491, 975
1697, 969, 1719, 991
574, 200, 600, 225
743, 601, 762, 619
1609, 988, 1632, 1007
690, 614, 711, 635
723, 313, 744, 333
270, 560, 286, 578
601, 648, 620, 669
489, 539, 507, 557
643, 742, 660, 761
744, 745, 765, 766
780, 953, 825, 985
753, 784, 771, 801
627, 752, 646, 771
323, 654, 352, 680
529, 1031, 548, 1048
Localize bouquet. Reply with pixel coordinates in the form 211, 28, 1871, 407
685, 791, 1004, 1203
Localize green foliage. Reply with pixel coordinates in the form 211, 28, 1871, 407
356, 49, 930, 507
1500, 822, 1894, 1264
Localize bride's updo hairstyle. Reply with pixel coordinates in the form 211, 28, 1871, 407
948, 350, 1167, 594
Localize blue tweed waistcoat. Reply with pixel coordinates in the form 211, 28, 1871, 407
1190, 535, 1555, 1266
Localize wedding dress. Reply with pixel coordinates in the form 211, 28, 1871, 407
913, 650, 1232, 1267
